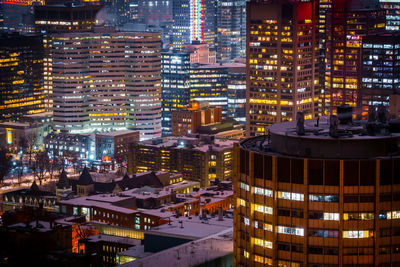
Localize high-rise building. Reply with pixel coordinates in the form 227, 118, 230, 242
317, 0, 332, 114
227, 66, 246, 126
171, 0, 216, 49
380, 0, 400, 31
34, 3, 103, 112
323, 0, 385, 113
361, 33, 400, 108
171, 0, 191, 49
161, 50, 191, 136
216, 0, 246, 62
161, 49, 245, 135
51, 27, 162, 139
0, 33, 45, 122
189, 63, 230, 114
234, 113, 400, 266
246, 1, 319, 137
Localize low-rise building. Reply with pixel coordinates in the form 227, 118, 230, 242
171, 102, 223, 136
0, 121, 48, 152
95, 130, 140, 162
2, 181, 57, 212
128, 135, 235, 187
45, 132, 95, 160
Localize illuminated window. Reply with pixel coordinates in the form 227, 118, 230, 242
254, 204, 273, 214
243, 250, 249, 258
240, 182, 250, 191
254, 187, 273, 197
7, 130, 12, 144
253, 238, 273, 249
278, 191, 304, 201
324, 213, 339, 221
343, 230, 373, 238
277, 226, 304, 236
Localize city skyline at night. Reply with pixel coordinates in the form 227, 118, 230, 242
1, 0, 400, 266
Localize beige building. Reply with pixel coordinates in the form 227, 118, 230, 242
182, 43, 216, 63
51, 26, 162, 139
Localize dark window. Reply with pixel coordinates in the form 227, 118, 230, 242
277, 157, 290, 182
292, 243, 303, 253
308, 159, 323, 185
291, 209, 304, 218
344, 195, 359, 203
394, 159, 400, 184
380, 159, 392, 185
309, 211, 323, 219
394, 193, 400, 201
380, 193, 392, 202
291, 159, 304, 184
344, 160, 359, 186
277, 209, 291, 217
278, 242, 290, 251
325, 160, 340, 186
324, 247, 339, 255
264, 155, 272, 180
360, 195, 375, 203
360, 160, 376, 186
254, 153, 263, 178
308, 246, 323, 254
240, 149, 247, 174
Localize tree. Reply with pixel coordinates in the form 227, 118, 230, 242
19, 134, 37, 167
31, 150, 49, 185
48, 155, 62, 181
0, 146, 12, 184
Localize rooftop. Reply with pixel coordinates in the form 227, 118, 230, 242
241, 114, 400, 159
96, 130, 139, 137
146, 216, 233, 240
122, 228, 233, 267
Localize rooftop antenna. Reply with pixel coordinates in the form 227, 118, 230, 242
296, 111, 305, 135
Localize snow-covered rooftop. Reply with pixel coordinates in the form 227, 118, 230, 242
121, 228, 233, 267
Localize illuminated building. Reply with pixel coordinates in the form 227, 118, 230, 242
0, 33, 45, 122
171, 102, 222, 136
171, 0, 216, 49
317, 0, 332, 114
2, 181, 56, 212
136, 0, 172, 26
34, 3, 102, 111
323, 0, 385, 113
51, 27, 162, 139
0, 121, 48, 152
182, 42, 216, 63
234, 113, 400, 266
161, 56, 245, 135
128, 135, 234, 187
246, 1, 319, 137
189, 62, 230, 114
361, 33, 400, 108
95, 130, 140, 162
380, 0, 400, 31
216, 0, 246, 62
171, 0, 191, 49
227, 63, 246, 125
161, 51, 191, 136
45, 132, 95, 160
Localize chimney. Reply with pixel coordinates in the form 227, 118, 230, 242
217, 207, 223, 221
201, 209, 207, 220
